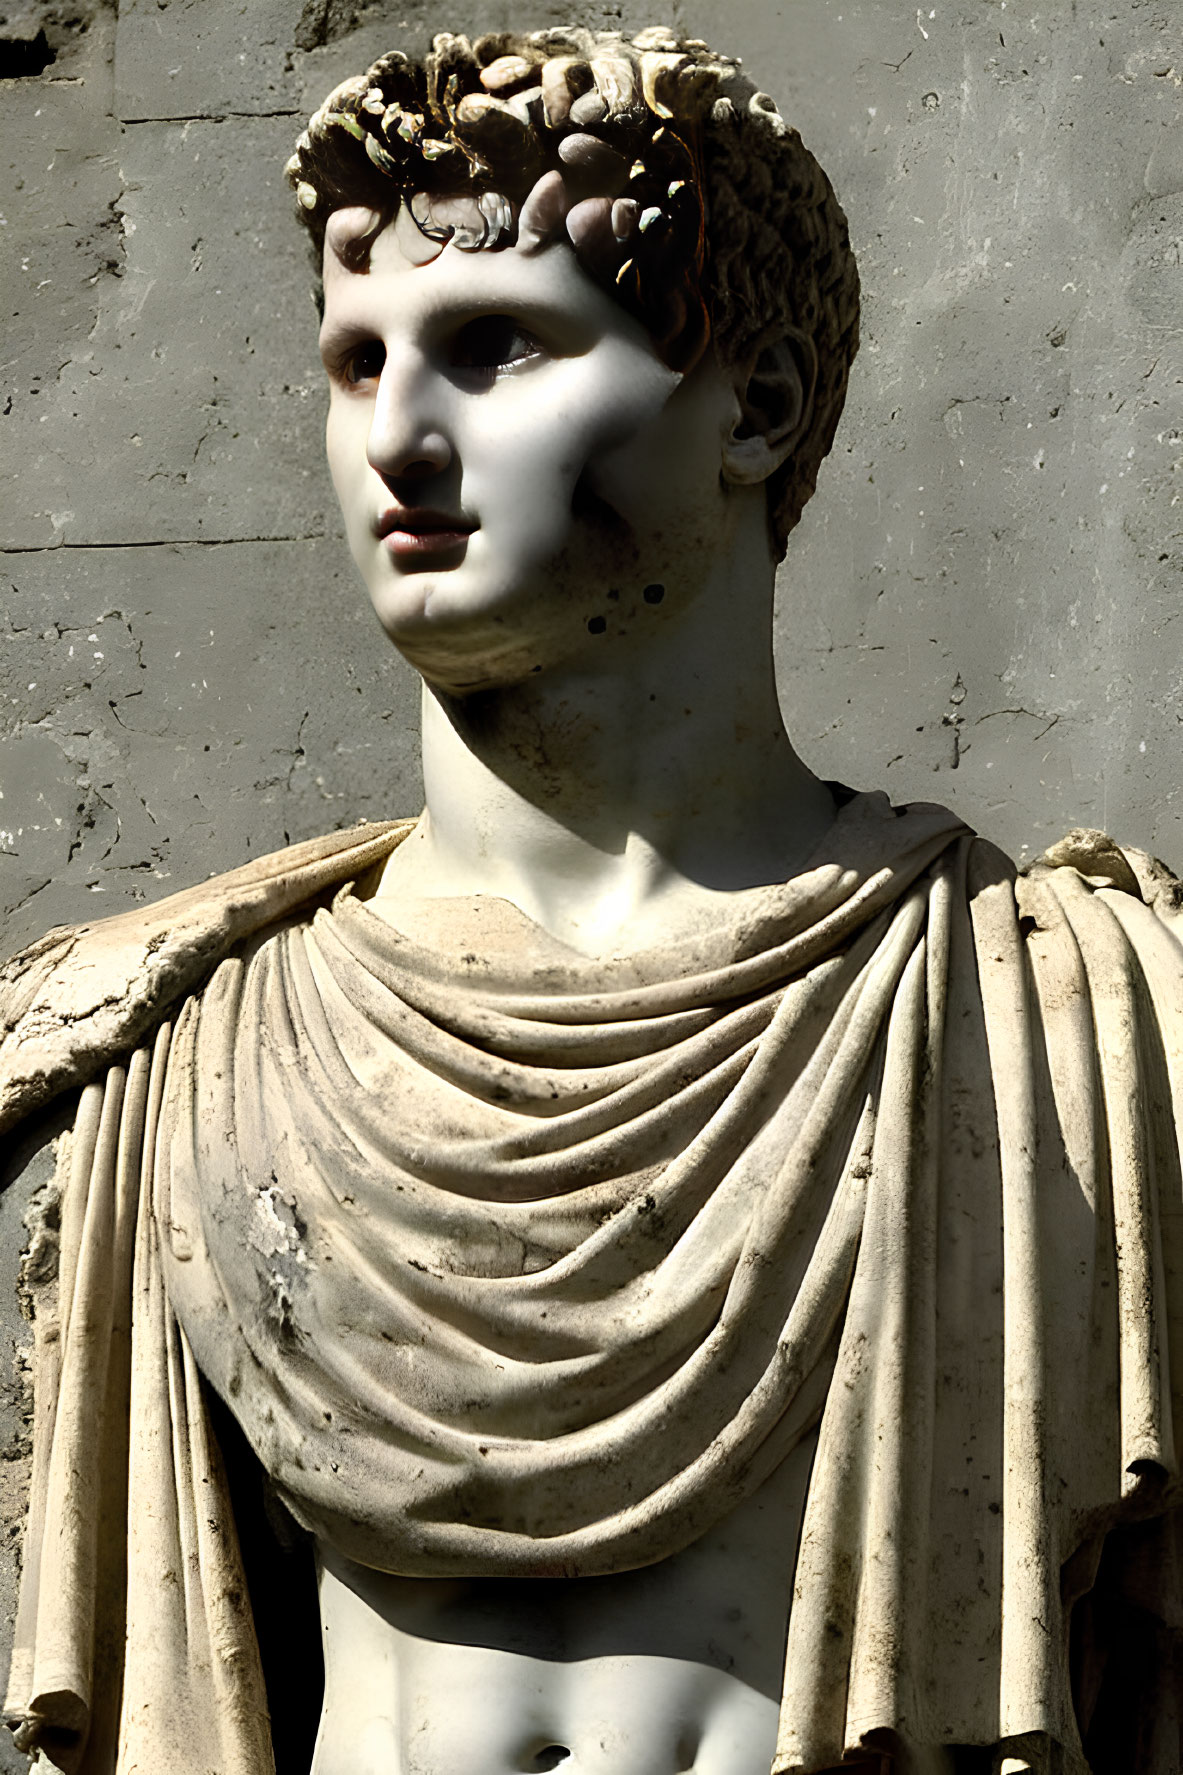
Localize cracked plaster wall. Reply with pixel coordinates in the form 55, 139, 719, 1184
0, 0, 1180, 1757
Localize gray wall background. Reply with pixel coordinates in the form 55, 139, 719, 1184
4, 0, 1182, 964
0, 0, 1180, 1755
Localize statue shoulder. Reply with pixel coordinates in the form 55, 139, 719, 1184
0, 820, 412, 1139
1012, 828, 1183, 1065
1018, 825, 1183, 936
1032, 827, 1183, 919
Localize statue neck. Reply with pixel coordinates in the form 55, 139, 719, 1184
378, 544, 836, 956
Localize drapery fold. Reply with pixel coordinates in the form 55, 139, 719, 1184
5, 1035, 272, 1775
4, 796, 1183, 1774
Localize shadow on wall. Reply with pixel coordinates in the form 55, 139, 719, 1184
0, 18, 55, 78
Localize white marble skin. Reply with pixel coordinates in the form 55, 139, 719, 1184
312, 1442, 815, 1774
313, 197, 832, 1770
319, 204, 835, 958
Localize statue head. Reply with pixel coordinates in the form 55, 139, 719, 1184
287, 28, 860, 693
288, 27, 859, 552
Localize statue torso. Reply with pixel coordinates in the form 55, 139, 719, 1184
312, 1433, 814, 1775
10, 807, 1183, 1774
152, 799, 967, 1767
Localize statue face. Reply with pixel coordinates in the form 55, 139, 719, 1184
320, 204, 746, 695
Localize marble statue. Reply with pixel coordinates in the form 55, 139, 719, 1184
2, 24, 1183, 1775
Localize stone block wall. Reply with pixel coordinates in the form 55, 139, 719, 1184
4, 0, 1182, 943
1, 0, 1180, 1758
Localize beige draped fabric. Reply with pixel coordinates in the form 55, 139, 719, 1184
4, 798, 1183, 1774
5, 1035, 272, 1774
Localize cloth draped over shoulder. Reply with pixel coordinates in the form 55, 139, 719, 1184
3, 797, 1183, 1774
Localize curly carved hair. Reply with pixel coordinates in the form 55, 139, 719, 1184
286, 25, 860, 557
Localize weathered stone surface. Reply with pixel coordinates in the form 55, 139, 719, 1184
744, 0, 1183, 866
0, 17, 54, 81
1, 2, 1182, 1753
4, 114, 333, 550
1, 5, 121, 549
114, 0, 307, 120
112, 0, 576, 121
0, 1120, 58, 1771
1, 541, 421, 953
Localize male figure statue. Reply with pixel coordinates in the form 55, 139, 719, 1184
3, 26, 1183, 1775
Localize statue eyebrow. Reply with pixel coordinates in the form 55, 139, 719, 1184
318, 315, 379, 369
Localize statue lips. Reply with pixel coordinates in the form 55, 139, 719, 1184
377, 505, 477, 564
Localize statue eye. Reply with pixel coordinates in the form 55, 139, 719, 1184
344, 341, 386, 384
450, 315, 540, 377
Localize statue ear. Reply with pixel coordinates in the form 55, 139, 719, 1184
721, 330, 817, 487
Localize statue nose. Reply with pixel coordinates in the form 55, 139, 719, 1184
367, 356, 453, 482
374, 442, 450, 480
367, 413, 452, 482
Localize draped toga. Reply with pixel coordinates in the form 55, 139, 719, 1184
2, 792, 1183, 1774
